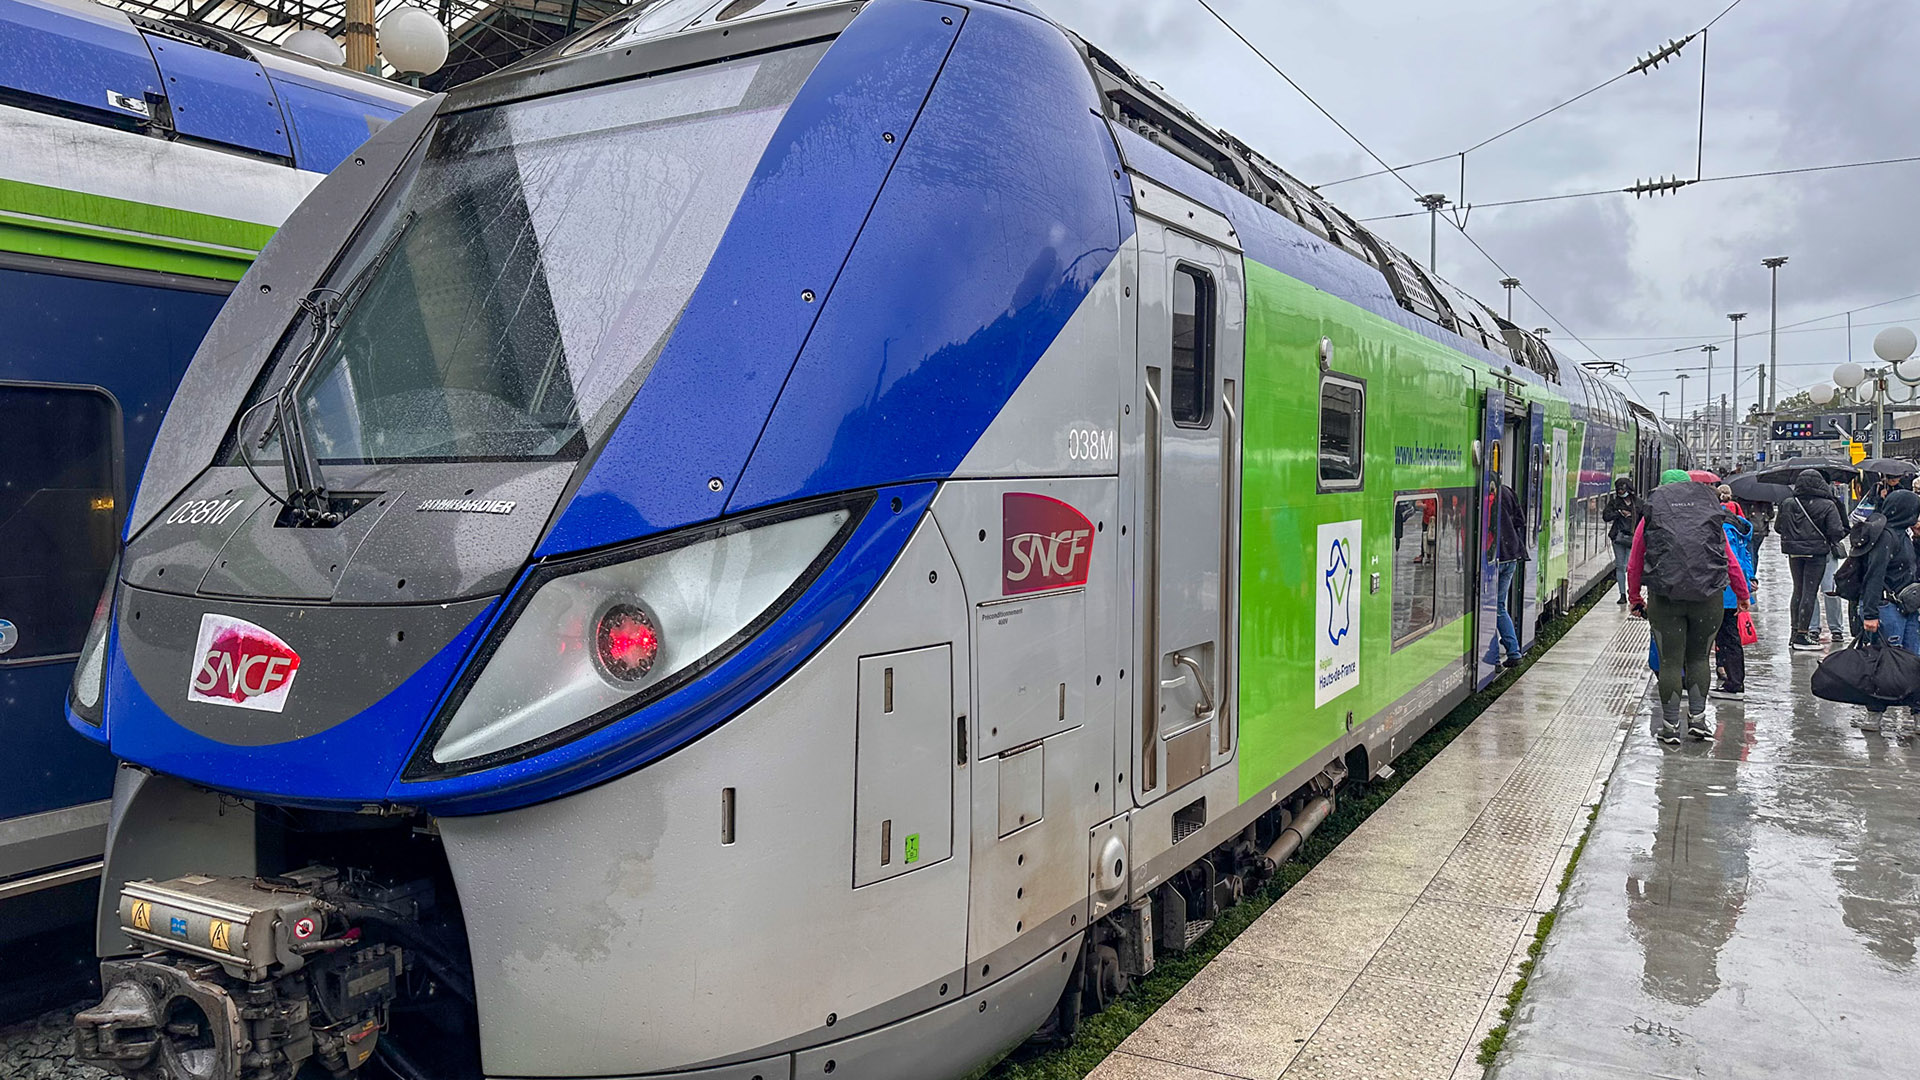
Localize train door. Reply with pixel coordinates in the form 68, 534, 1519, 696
1519, 403, 1545, 649
1132, 207, 1243, 806
1475, 388, 1507, 688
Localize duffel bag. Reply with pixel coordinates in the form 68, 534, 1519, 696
1811, 641, 1920, 706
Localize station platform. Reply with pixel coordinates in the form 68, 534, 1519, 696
1090, 537, 1920, 1080
1089, 602, 1645, 1080
1490, 543, 1920, 1079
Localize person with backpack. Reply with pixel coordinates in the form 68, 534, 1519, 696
1777, 468, 1850, 650
1487, 479, 1528, 668
1853, 489, 1920, 737
1712, 498, 1756, 700
1629, 469, 1751, 743
1605, 476, 1641, 604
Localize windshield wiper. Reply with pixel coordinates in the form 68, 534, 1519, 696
256, 212, 419, 526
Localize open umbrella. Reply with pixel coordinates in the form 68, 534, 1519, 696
1757, 457, 1860, 485
1728, 473, 1794, 503
1688, 469, 1721, 484
1856, 457, 1918, 477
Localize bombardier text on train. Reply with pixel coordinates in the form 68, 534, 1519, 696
62, 2, 1687, 1079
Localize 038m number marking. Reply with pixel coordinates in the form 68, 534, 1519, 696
1067, 427, 1116, 462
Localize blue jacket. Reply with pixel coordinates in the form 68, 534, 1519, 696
1722, 513, 1756, 608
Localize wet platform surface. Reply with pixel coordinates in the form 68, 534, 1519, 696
1089, 599, 1650, 1080
1492, 542, 1920, 1079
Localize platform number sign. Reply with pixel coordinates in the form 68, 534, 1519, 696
904, 834, 921, 865
1315, 519, 1363, 707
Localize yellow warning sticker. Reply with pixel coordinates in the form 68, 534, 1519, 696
131, 901, 152, 932
209, 920, 231, 952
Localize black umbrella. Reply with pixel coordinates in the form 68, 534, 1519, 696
1857, 457, 1918, 476
1728, 473, 1795, 503
1757, 457, 1860, 485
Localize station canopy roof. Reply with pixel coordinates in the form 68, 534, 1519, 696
93, 0, 636, 88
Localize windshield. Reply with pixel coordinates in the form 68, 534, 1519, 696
235, 43, 826, 465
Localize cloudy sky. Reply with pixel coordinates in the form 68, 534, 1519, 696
1030, 0, 1920, 424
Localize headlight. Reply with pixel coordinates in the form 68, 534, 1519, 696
68, 557, 120, 726
418, 498, 863, 771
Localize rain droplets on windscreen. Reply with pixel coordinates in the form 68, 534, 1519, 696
245, 42, 829, 466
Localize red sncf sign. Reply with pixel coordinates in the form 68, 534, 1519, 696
1002, 493, 1093, 596
187, 613, 303, 713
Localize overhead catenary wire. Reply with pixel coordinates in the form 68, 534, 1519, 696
1349, 154, 1920, 222
1188, 0, 1608, 358
1314, 0, 1754, 192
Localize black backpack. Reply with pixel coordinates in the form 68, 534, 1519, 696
1834, 517, 1884, 603
1641, 483, 1731, 602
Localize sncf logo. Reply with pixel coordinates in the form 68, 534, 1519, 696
187, 614, 302, 713
1003, 493, 1093, 596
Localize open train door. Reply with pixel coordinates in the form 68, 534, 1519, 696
1518, 402, 1546, 651
1475, 388, 1508, 689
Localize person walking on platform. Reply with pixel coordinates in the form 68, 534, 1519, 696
1777, 469, 1849, 651
1854, 490, 1920, 737
1489, 479, 1527, 668
1605, 477, 1641, 604
1712, 498, 1756, 701
1629, 469, 1751, 742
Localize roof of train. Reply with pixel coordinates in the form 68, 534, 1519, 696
553, 0, 1605, 400
0, 0, 425, 172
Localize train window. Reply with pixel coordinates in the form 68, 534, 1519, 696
1392, 493, 1440, 647
1318, 375, 1365, 491
1170, 265, 1214, 427
0, 385, 121, 664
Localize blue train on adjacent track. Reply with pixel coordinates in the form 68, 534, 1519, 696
0, 0, 419, 999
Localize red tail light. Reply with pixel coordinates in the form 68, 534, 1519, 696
594, 603, 660, 683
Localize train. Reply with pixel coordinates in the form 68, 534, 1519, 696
60, 1, 1685, 1078
0, 0, 420, 991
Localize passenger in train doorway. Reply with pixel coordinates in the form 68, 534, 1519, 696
1777, 469, 1850, 651
1605, 477, 1641, 604
1629, 469, 1750, 743
1712, 497, 1756, 701
1491, 479, 1528, 668
1854, 490, 1919, 738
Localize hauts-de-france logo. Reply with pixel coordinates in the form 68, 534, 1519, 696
1003, 492, 1094, 596
1323, 534, 1355, 645
187, 613, 302, 712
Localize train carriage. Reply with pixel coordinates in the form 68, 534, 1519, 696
61, 2, 1682, 1078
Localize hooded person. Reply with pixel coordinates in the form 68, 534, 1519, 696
1604, 476, 1641, 603
1711, 503, 1757, 700
1856, 489, 1920, 738
1776, 468, 1849, 649
1630, 469, 1751, 742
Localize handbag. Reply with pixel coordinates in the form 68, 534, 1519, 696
1737, 610, 1758, 646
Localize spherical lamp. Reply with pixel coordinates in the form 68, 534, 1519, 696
1809, 383, 1837, 406
1833, 361, 1867, 391
379, 7, 449, 77
1874, 325, 1917, 364
284, 29, 345, 66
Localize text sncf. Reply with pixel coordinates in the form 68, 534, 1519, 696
186, 614, 303, 713
1002, 492, 1094, 596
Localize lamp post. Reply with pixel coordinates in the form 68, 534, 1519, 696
1763, 257, 1787, 411
1677, 373, 1691, 456
1700, 344, 1719, 464
1660, 390, 1670, 421
1810, 326, 1920, 460
1417, 194, 1449, 271
1728, 312, 1747, 465
1500, 277, 1521, 321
